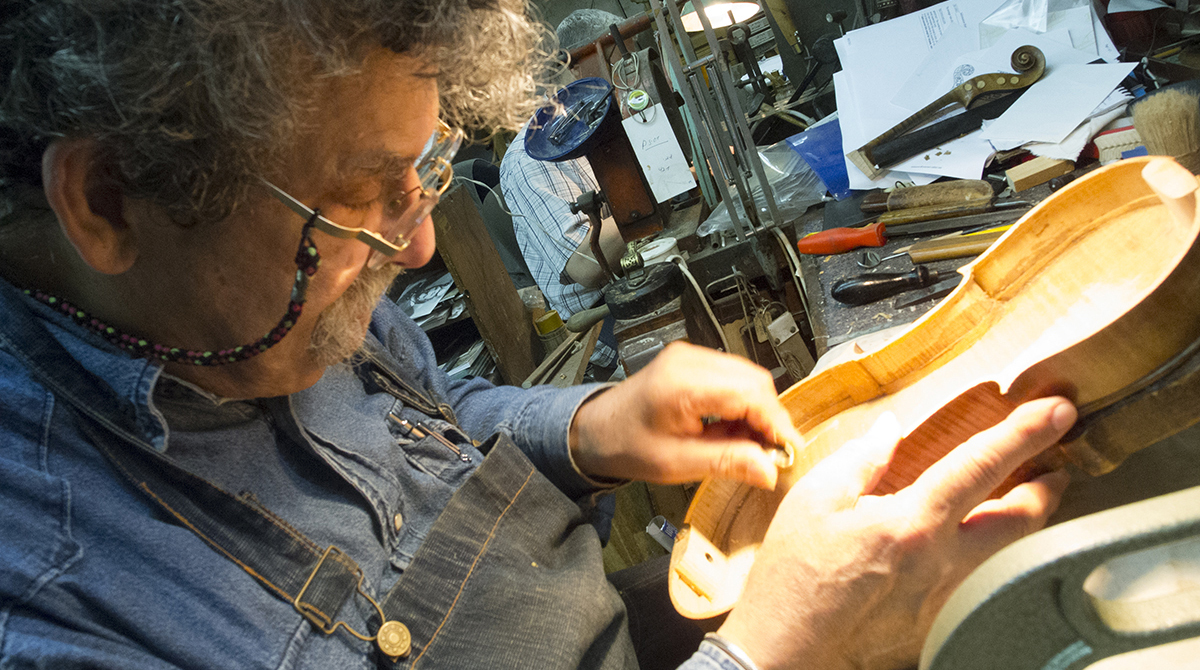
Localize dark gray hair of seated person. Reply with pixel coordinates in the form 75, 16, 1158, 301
532, 8, 623, 98
555, 8, 626, 53
0, 0, 552, 232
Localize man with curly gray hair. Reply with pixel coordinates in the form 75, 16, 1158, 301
0, 1, 1078, 669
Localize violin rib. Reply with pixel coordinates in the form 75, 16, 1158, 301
670, 157, 1200, 620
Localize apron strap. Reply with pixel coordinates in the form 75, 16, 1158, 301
77, 410, 632, 670
76, 414, 413, 659
374, 434, 636, 670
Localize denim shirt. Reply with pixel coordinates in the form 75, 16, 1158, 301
0, 278, 742, 670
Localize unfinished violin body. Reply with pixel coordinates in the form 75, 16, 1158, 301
669, 157, 1200, 620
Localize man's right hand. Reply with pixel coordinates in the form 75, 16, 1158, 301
717, 396, 1077, 670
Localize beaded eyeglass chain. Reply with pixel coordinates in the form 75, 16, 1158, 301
24, 214, 324, 366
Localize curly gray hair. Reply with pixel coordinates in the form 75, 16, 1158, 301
0, 0, 550, 227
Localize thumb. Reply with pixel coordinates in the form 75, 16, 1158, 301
803, 412, 902, 511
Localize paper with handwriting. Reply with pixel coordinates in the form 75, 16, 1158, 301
622, 104, 696, 203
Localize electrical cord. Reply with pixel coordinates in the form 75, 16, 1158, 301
612, 52, 641, 91
454, 175, 507, 212
756, 103, 808, 130
453, 173, 603, 267
735, 276, 761, 366
669, 254, 732, 354
783, 108, 815, 126
614, 52, 659, 124
771, 226, 809, 318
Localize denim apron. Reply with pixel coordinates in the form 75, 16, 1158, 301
376, 433, 635, 669
10, 293, 637, 668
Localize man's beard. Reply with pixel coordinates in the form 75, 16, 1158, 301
308, 264, 403, 367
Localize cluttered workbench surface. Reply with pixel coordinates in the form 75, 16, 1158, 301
794, 174, 1078, 357
735, 1, 1200, 360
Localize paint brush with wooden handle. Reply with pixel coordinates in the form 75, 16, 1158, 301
1133, 86, 1200, 174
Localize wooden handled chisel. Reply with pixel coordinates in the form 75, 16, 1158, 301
890, 228, 1008, 264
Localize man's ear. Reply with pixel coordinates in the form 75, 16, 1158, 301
41, 138, 138, 275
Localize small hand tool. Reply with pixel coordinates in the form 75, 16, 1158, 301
700, 415, 796, 468
798, 202, 1028, 255
892, 275, 964, 309
768, 437, 795, 469
874, 196, 1028, 227
857, 226, 1010, 268
831, 265, 953, 306
849, 46, 1046, 180
389, 415, 472, 462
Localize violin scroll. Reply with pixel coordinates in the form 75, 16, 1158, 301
1010, 45, 1045, 76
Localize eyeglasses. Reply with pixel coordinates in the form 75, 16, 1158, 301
263, 120, 463, 269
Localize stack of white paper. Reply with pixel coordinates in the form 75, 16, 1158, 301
834, 0, 1130, 190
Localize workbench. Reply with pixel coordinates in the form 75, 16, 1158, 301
795, 177, 1068, 358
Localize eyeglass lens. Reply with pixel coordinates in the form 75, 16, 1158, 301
366, 124, 463, 269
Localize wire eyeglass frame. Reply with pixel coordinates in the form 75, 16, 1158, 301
262, 120, 463, 269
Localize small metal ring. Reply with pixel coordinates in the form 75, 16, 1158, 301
857, 251, 882, 268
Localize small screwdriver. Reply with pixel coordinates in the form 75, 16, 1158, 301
831, 265, 950, 306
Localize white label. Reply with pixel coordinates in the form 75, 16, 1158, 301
621, 104, 696, 203
750, 30, 774, 49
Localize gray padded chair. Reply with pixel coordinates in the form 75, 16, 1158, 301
481, 188, 534, 289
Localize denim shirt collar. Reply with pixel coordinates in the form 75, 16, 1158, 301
0, 278, 167, 451
0, 278, 422, 457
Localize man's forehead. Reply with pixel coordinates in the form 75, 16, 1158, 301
303, 52, 439, 182
337, 148, 421, 179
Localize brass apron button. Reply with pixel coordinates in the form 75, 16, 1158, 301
377, 620, 411, 659
392, 512, 403, 533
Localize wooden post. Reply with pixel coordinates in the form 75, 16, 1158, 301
430, 184, 537, 384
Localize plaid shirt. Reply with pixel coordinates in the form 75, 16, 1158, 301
499, 122, 617, 367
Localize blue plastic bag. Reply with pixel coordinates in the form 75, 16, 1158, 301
787, 118, 851, 200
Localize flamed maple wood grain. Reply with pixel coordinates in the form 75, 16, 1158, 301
669, 157, 1200, 620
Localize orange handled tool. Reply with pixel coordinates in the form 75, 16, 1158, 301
798, 201, 1031, 256
796, 222, 889, 254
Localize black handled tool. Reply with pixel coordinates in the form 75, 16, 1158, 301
893, 275, 963, 309
831, 265, 948, 306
